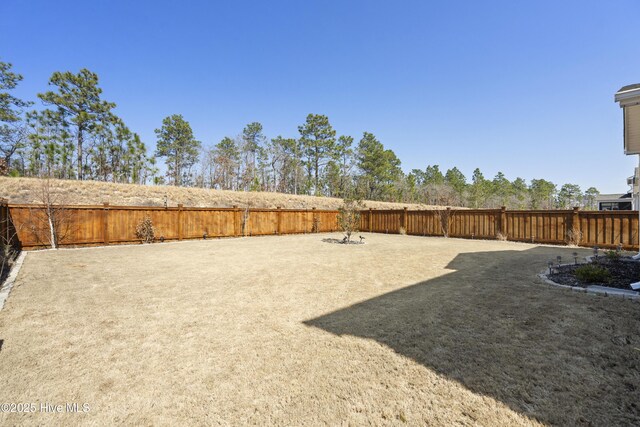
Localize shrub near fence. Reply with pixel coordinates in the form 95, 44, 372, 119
4, 202, 639, 250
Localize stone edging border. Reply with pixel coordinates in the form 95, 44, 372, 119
538, 262, 640, 301
0, 252, 27, 311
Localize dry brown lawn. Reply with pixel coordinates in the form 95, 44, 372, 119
0, 177, 443, 210
0, 234, 638, 426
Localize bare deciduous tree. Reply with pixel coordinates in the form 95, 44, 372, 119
337, 198, 364, 243
434, 207, 456, 238
240, 195, 257, 237
26, 178, 73, 249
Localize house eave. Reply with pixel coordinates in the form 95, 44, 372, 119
615, 85, 640, 107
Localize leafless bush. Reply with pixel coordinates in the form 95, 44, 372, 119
434, 208, 456, 238
312, 215, 321, 233
135, 216, 155, 243
337, 198, 364, 243
399, 226, 407, 235
566, 228, 582, 247
496, 231, 508, 241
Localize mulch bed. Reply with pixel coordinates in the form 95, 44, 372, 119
548, 258, 640, 290
321, 238, 365, 245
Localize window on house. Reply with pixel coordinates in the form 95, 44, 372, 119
598, 202, 632, 211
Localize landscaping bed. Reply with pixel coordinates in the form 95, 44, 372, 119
548, 257, 640, 290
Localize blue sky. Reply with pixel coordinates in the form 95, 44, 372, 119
2, 0, 640, 193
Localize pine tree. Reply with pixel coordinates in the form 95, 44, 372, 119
444, 167, 467, 205
469, 168, 488, 208
38, 69, 116, 180
557, 184, 582, 209
298, 114, 336, 195
154, 114, 201, 186
356, 132, 401, 200
530, 179, 557, 209
241, 122, 266, 190
0, 60, 32, 170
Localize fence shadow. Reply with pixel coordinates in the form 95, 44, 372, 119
304, 246, 639, 425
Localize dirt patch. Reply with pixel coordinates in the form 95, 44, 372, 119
0, 235, 638, 425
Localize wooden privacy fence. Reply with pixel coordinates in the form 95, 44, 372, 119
360, 207, 640, 250
6, 203, 339, 249
4, 201, 639, 250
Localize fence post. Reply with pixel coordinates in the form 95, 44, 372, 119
368, 208, 373, 232
401, 207, 407, 232
103, 202, 110, 245
177, 204, 183, 240
500, 206, 507, 238
572, 206, 580, 240
277, 207, 282, 235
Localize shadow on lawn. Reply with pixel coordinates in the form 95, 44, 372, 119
304, 246, 640, 426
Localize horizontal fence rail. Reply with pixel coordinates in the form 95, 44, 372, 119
3, 202, 639, 250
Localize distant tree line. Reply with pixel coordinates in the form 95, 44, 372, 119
0, 61, 601, 209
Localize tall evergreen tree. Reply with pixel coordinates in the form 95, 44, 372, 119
0, 61, 33, 172
530, 178, 557, 209
583, 187, 600, 210
491, 171, 512, 207
38, 69, 116, 180
241, 122, 266, 189
422, 165, 448, 204
424, 165, 445, 185
332, 135, 354, 197
469, 168, 488, 208
511, 177, 529, 209
444, 167, 467, 203
557, 183, 582, 209
298, 114, 336, 195
356, 132, 401, 200
154, 114, 201, 186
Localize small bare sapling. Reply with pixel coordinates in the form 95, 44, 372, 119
337, 198, 364, 243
